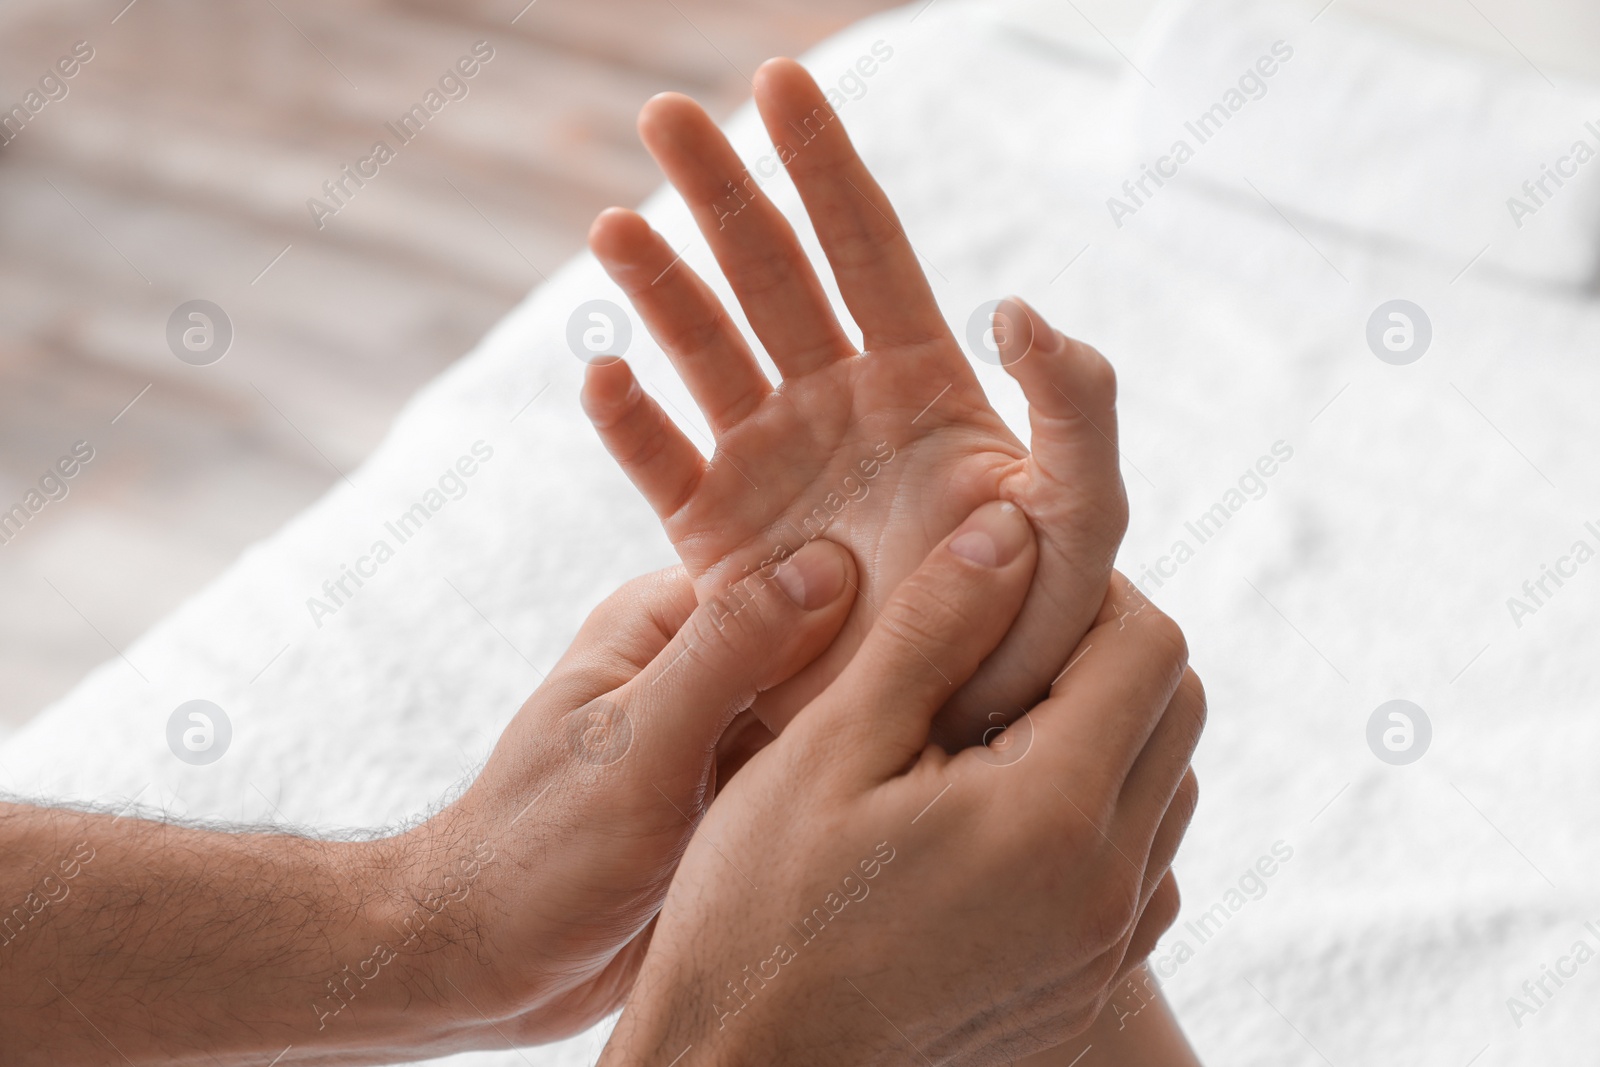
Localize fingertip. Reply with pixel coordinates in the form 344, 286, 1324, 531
998, 298, 1120, 429
753, 56, 809, 94
995, 296, 1060, 372
754, 57, 832, 124
638, 91, 706, 147
587, 207, 650, 261
755, 55, 802, 78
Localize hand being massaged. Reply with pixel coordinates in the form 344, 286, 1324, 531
583, 58, 1201, 1065
580, 58, 1130, 750
0, 58, 1204, 1067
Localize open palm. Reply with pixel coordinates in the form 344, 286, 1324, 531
582, 59, 1128, 744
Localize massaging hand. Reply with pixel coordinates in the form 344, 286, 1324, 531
401, 538, 863, 1045
600, 502, 1203, 1066
582, 58, 1127, 747
0, 540, 862, 1065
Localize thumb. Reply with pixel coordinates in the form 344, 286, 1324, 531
802, 500, 1038, 778
616, 538, 857, 781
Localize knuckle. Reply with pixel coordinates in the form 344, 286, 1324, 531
736, 243, 813, 302
687, 578, 781, 663
609, 567, 673, 605
879, 572, 968, 653
615, 410, 673, 468
1172, 770, 1201, 828
1091, 486, 1131, 546
574, 567, 685, 643
1173, 669, 1209, 739
1146, 876, 1182, 938
1082, 877, 1142, 952
1178, 667, 1207, 715
829, 219, 896, 274
661, 305, 733, 355
1137, 607, 1189, 672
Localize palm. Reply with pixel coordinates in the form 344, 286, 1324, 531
677, 349, 1019, 571
677, 349, 1026, 718
583, 60, 1127, 743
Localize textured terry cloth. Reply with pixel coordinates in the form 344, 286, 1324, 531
1120, 0, 1600, 287
4, 1, 1600, 1064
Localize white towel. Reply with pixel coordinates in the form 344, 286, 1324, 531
1115, 0, 1600, 287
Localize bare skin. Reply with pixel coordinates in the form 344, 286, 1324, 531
598, 515, 1205, 1066
0, 59, 1201, 1067
0, 511, 1199, 1066
0, 540, 863, 1065
583, 58, 1197, 1063
581, 58, 1129, 749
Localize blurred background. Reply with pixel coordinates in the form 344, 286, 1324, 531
0, 0, 900, 733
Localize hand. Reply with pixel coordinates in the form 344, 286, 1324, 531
396, 539, 861, 1043
0, 541, 861, 1065
600, 502, 1204, 1067
581, 57, 1128, 748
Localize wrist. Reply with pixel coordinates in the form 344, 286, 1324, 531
599, 965, 775, 1067
598, 957, 880, 1067
282, 829, 491, 1057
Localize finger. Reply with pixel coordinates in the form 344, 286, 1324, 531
1138, 767, 1199, 894
752, 58, 948, 352
997, 297, 1123, 492
1115, 671, 1205, 856
804, 501, 1038, 778
581, 358, 705, 520
549, 565, 695, 685
638, 91, 854, 378
617, 538, 858, 784
1118, 872, 1181, 978
1019, 574, 1189, 791
997, 298, 1127, 544
928, 299, 1129, 749
589, 208, 772, 433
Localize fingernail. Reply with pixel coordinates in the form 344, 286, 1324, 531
773, 543, 848, 609
948, 501, 1030, 567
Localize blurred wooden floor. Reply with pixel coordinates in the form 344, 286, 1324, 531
0, 0, 898, 732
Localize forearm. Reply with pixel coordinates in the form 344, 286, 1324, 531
0, 801, 483, 1066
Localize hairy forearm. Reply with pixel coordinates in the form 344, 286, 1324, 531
0, 801, 487, 1066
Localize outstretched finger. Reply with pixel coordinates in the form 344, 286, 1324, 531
998, 297, 1124, 495
589, 208, 772, 434
581, 358, 705, 520
753, 58, 949, 354
638, 91, 855, 378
